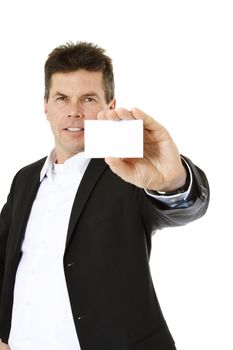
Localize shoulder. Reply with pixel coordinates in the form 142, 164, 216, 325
3, 157, 47, 205
17, 157, 47, 176
12, 157, 47, 188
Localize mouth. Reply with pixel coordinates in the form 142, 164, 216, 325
64, 127, 84, 133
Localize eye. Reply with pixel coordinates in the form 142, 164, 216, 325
56, 96, 67, 101
83, 96, 96, 103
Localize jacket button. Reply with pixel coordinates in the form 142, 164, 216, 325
67, 262, 75, 267
77, 315, 87, 321
200, 185, 208, 200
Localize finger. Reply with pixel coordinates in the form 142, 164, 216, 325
115, 108, 136, 120
104, 157, 133, 181
97, 110, 107, 120
131, 107, 164, 132
97, 109, 122, 121
105, 109, 121, 121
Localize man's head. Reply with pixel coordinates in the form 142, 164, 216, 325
44, 41, 115, 104
44, 41, 116, 163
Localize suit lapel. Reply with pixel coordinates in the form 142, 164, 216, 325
12, 161, 44, 255
65, 158, 107, 249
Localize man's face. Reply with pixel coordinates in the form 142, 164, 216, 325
44, 69, 115, 163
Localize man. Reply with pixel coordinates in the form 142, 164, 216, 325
0, 41, 209, 350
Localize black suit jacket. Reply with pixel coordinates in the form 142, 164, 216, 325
0, 156, 209, 349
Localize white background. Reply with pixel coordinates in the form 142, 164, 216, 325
0, 0, 232, 349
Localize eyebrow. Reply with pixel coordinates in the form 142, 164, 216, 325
52, 91, 100, 99
82, 92, 100, 99
52, 92, 67, 98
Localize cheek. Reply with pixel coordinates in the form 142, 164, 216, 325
46, 108, 64, 128
47, 115, 62, 136
52, 121, 62, 135
84, 106, 103, 119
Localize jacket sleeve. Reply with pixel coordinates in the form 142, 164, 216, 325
0, 174, 17, 337
138, 156, 210, 234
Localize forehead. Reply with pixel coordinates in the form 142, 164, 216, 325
50, 70, 104, 92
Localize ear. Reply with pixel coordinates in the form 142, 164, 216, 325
109, 99, 116, 110
44, 99, 49, 119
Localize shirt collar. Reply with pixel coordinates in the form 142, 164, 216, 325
40, 150, 91, 182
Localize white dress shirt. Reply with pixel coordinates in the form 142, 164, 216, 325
8, 151, 191, 350
9, 151, 90, 350
146, 158, 193, 208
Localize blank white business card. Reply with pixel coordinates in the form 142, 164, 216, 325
84, 120, 143, 158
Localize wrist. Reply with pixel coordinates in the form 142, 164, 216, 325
153, 160, 190, 196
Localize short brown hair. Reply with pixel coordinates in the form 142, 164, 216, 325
44, 41, 115, 103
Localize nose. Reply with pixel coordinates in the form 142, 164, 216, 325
67, 100, 84, 119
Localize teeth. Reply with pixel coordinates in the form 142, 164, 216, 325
66, 127, 83, 132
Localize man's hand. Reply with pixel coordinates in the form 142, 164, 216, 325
98, 108, 187, 192
0, 339, 10, 350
